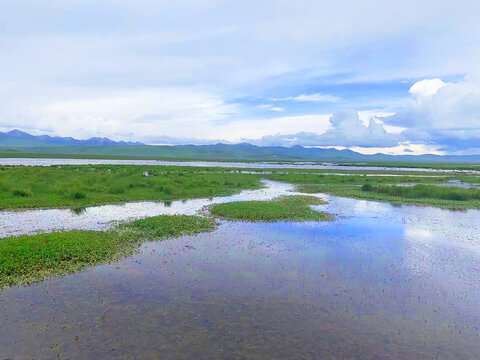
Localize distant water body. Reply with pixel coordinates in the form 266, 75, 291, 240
1, 157, 479, 174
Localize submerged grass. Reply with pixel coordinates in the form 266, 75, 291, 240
209, 195, 333, 222
0, 215, 217, 290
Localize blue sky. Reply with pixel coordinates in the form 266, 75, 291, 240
1, 0, 479, 154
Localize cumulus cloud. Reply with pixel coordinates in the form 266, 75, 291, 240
269, 93, 341, 103
256, 104, 284, 111
252, 110, 401, 147
408, 78, 448, 104
383, 73, 480, 151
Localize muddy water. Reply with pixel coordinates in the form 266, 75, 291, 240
2, 157, 479, 174
0, 180, 293, 238
1, 192, 480, 358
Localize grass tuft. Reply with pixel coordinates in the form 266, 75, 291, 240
12, 189, 32, 197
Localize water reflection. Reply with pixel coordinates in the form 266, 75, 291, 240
70, 207, 87, 215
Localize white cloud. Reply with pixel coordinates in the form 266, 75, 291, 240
408, 78, 448, 104
256, 104, 284, 111
252, 110, 401, 147
383, 72, 480, 151
270, 93, 341, 103
349, 143, 446, 156
212, 114, 332, 141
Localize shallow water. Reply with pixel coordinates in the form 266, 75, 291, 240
0, 180, 294, 238
2, 157, 479, 174
1, 190, 480, 358
396, 180, 480, 190
441, 180, 480, 189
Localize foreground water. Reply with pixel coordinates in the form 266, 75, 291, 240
1, 187, 480, 359
2, 157, 479, 174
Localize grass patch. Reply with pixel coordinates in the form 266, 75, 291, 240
209, 195, 333, 222
0, 215, 217, 290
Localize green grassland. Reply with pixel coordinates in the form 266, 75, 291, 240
0, 215, 217, 290
209, 195, 333, 222
0, 165, 262, 210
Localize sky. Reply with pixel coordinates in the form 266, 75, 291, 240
1, 0, 480, 155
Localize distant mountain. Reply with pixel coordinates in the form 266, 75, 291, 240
1, 130, 480, 164
0, 130, 143, 147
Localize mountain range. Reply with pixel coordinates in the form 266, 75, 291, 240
1, 129, 480, 164
0, 130, 142, 147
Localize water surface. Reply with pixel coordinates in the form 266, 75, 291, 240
1, 193, 479, 359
